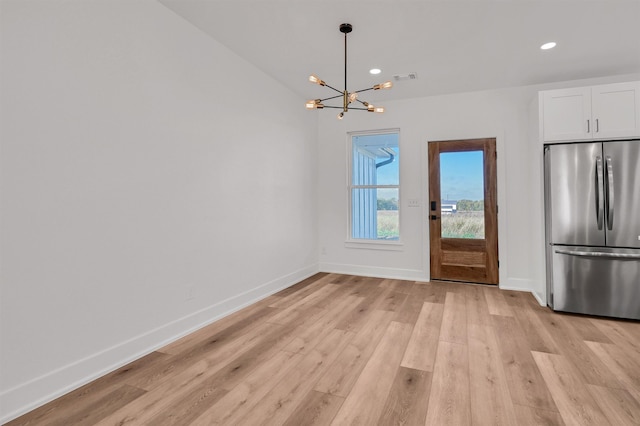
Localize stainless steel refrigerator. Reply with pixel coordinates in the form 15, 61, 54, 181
544, 139, 640, 320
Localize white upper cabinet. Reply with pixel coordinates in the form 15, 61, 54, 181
541, 81, 640, 142
542, 87, 592, 141
592, 83, 640, 139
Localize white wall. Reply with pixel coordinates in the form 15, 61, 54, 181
317, 90, 521, 285
317, 74, 640, 302
0, 0, 318, 422
2, 1, 638, 422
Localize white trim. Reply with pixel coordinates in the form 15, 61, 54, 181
498, 286, 546, 307
500, 277, 545, 306
344, 240, 404, 251
320, 262, 542, 304
0, 264, 319, 425
347, 129, 402, 242
496, 132, 510, 291
320, 262, 426, 281
499, 277, 535, 291
531, 290, 547, 306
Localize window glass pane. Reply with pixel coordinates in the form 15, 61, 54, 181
352, 133, 399, 185
439, 151, 485, 239
351, 188, 399, 240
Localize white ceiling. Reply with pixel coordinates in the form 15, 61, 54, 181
158, 0, 640, 105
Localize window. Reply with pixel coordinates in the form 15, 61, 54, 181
349, 130, 400, 241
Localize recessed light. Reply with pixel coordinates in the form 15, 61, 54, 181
540, 42, 557, 50
369, 68, 382, 75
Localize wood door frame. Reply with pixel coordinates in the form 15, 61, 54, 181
428, 138, 499, 284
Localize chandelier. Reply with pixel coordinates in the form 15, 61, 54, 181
305, 23, 392, 120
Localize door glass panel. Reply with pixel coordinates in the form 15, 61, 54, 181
440, 151, 485, 239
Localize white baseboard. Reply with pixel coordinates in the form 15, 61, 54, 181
318, 264, 547, 307
531, 290, 547, 306
500, 277, 546, 306
0, 264, 319, 424
319, 262, 427, 282
499, 277, 533, 292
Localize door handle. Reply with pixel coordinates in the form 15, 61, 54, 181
430, 215, 440, 221
595, 156, 604, 230
605, 156, 614, 230
555, 249, 640, 259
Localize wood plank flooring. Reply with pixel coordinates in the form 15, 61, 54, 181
7, 273, 640, 425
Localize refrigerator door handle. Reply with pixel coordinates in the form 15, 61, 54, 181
595, 156, 604, 230
555, 249, 640, 259
605, 156, 614, 230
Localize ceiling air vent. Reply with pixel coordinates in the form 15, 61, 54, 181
393, 72, 418, 82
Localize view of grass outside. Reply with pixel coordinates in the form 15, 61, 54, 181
374, 197, 485, 240
377, 210, 399, 239
441, 210, 485, 239
376, 197, 399, 239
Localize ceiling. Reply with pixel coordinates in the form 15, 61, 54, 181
158, 0, 640, 105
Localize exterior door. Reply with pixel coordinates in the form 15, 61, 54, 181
428, 138, 499, 284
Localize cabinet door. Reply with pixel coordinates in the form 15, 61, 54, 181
543, 87, 592, 142
592, 82, 640, 140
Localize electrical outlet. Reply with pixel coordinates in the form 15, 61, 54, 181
408, 199, 420, 207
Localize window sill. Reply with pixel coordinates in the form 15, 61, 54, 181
344, 240, 404, 251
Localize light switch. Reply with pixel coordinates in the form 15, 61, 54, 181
408, 199, 420, 207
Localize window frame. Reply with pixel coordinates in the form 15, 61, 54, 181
346, 128, 402, 248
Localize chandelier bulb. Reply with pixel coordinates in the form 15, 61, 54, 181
305, 99, 324, 109
337, 112, 344, 120
366, 104, 384, 113
373, 81, 393, 90
309, 74, 326, 86
348, 92, 358, 103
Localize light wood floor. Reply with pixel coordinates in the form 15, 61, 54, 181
8, 273, 640, 425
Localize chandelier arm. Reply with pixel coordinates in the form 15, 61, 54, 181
320, 106, 370, 111
353, 87, 376, 94
322, 83, 345, 95
318, 93, 345, 102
